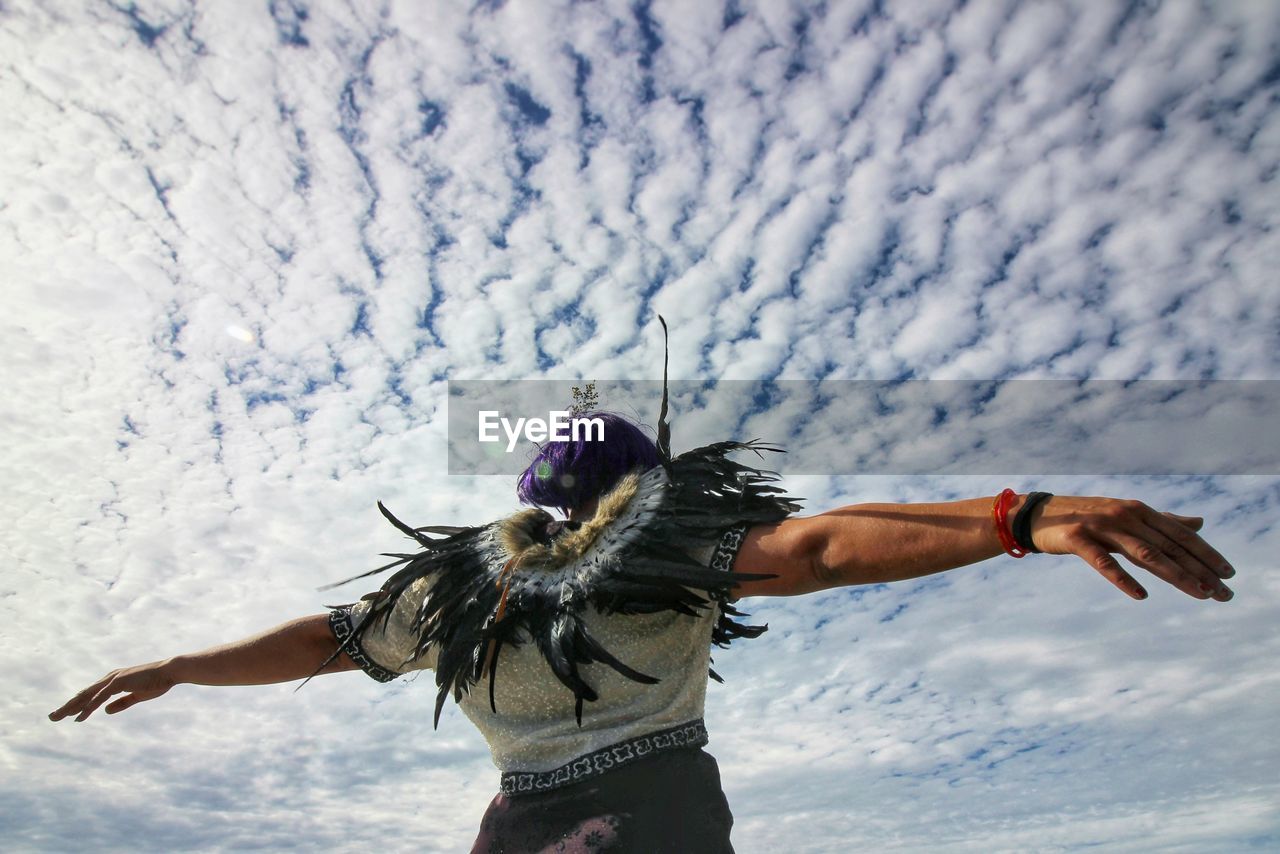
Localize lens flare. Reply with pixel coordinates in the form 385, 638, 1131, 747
226, 325, 255, 343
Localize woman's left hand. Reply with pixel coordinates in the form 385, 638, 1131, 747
1020, 495, 1235, 601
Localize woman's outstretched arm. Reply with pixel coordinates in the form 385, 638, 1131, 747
49, 613, 357, 722
731, 493, 1236, 602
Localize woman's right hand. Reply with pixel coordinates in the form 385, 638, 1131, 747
1017, 495, 1235, 602
49, 660, 178, 722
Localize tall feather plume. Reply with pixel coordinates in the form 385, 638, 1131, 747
656, 314, 672, 467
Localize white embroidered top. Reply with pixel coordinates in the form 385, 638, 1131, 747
329, 525, 749, 789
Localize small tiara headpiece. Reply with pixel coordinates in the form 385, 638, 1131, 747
569, 381, 598, 416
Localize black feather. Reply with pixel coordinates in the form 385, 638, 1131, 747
656, 314, 672, 466
318, 435, 801, 728
487, 637, 503, 713
379, 500, 438, 547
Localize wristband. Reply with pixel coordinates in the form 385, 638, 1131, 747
1011, 491, 1053, 554
992, 488, 1026, 558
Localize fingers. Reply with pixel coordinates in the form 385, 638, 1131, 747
49, 673, 114, 722
1111, 528, 1229, 601
1124, 502, 1234, 600
1063, 500, 1236, 602
50, 663, 175, 722
50, 672, 131, 722
104, 695, 136, 715
1134, 522, 1234, 601
104, 691, 160, 715
72, 679, 124, 722
1070, 536, 1148, 600
1148, 511, 1234, 579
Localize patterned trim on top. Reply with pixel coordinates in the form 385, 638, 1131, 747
328, 606, 398, 683
710, 523, 751, 573
499, 719, 709, 796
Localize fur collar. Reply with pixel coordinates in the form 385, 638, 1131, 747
497, 470, 642, 568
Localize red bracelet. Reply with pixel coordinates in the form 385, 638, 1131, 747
992, 488, 1028, 558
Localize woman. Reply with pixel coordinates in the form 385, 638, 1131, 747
49, 409, 1235, 853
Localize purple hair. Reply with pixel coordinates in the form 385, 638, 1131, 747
516, 410, 661, 514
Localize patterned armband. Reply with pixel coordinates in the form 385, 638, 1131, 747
710, 523, 751, 573
328, 606, 399, 683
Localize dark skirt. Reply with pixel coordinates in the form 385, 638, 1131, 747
470, 747, 735, 853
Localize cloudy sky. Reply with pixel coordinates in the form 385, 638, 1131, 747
4, 0, 1279, 851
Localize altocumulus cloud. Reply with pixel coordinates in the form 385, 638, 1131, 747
2, 0, 1278, 851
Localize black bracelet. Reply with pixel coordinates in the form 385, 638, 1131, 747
1012, 492, 1053, 554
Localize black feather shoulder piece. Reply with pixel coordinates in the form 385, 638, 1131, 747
322, 440, 801, 728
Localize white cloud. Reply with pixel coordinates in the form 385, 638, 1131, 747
4, 0, 1278, 851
